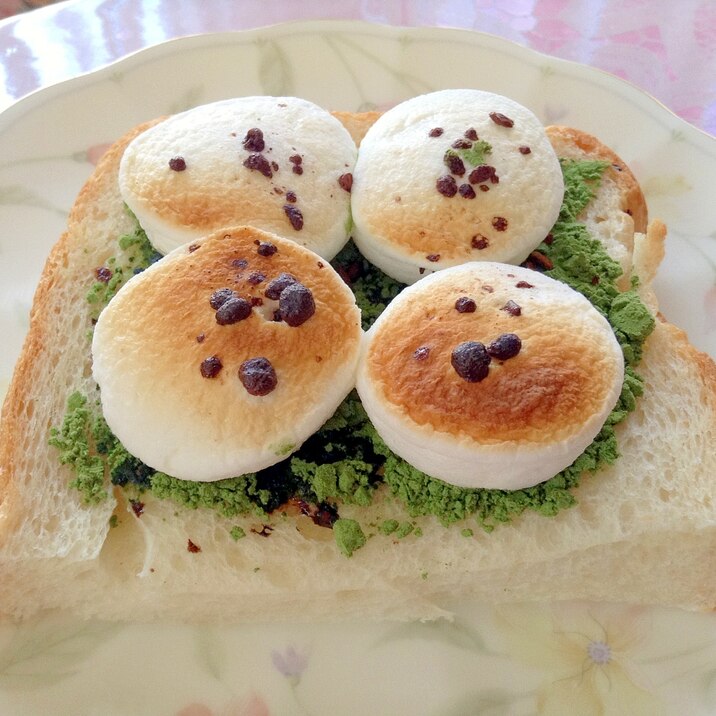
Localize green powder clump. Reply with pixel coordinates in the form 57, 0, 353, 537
333, 518, 367, 557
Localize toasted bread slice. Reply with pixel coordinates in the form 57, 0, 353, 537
0, 110, 713, 621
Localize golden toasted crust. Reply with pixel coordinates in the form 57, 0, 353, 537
0, 123, 160, 517
330, 111, 382, 146
365, 266, 621, 444
545, 125, 648, 233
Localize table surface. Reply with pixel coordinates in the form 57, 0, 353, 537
0, 0, 714, 138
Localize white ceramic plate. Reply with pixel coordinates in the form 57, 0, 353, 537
0, 21, 714, 716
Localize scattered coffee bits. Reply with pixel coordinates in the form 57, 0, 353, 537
209, 287, 236, 310
196, 333, 205, 343
487, 333, 522, 360
455, 296, 477, 313
168, 156, 187, 171
200, 355, 223, 379
243, 153, 272, 178
246, 271, 266, 285
489, 111, 514, 128
518, 145, 532, 154
338, 173, 353, 192
278, 282, 315, 327
492, 216, 508, 231
426, 254, 440, 263
289, 154, 302, 165
242, 128, 265, 152
283, 204, 304, 231
257, 241, 278, 256
444, 152, 466, 176
428, 127, 444, 137
459, 183, 476, 199
501, 300, 522, 316
285, 190, 297, 203
231, 258, 248, 269
187, 539, 201, 553
516, 280, 534, 289
451, 341, 491, 382
464, 128, 478, 140
451, 138, 472, 150
215, 296, 252, 325
292, 165, 303, 175
265, 272, 298, 300
471, 235, 489, 250
436, 175, 458, 197
413, 346, 431, 361
95, 266, 112, 283
468, 165, 498, 184
239, 356, 278, 396
188, 243, 200, 253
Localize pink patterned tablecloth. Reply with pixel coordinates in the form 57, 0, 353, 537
0, 0, 714, 136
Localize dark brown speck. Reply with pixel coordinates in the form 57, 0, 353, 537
489, 111, 514, 128
444, 152, 466, 176
471, 234, 489, 250
239, 357, 278, 396
338, 173, 353, 192
215, 296, 252, 325
451, 341, 491, 382
413, 346, 431, 361
242, 128, 265, 152
285, 190, 297, 203
278, 282, 315, 327
265, 272, 298, 300
426, 254, 440, 262
257, 241, 278, 256
283, 204, 304, 231
459, 183, 476, 199
168, 156, 186, 171
209, 287, 236, 310
187, 539, 201, 553
455, 296, 476, 313
200, 355, 223, 379
492, 216, 508, 232
428, 127, 444, 137
487, 333, 522, 360
501, 300, 522, 316
243, 153, 273, 178
247, 271, 266, 285
436, 175, 458, 197
95, 266, 112, 283
518, 145, 532, 155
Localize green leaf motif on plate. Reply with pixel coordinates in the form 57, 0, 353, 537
257, 40, 293, 96
193, 625, 227, 681
0, 619, 120, 689
0, 184, 67, 217
438, 688, 526, 716
374, 617, 500, 656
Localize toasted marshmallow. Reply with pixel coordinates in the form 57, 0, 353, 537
119, 97, 356, 259
351, 89, 564, 284
92, 226, 362, 482
356, 262, 624, 490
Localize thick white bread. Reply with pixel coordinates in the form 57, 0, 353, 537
351, 90, 564, 283
119, 97, 356, 259
545, 125, 652, 287
0, 111, 714, 622
92, 226, 362, 482
356, 262, 624, 490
